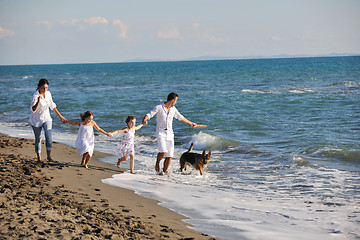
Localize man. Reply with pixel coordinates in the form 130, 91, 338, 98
142, 92, 197, 174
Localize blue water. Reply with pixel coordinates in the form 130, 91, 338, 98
1, 57, 359, 239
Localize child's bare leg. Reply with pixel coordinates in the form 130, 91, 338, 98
130, 154, 135, 174
84, 154, 91, 169
117, 155, 128, 168
81, 153, 88, 166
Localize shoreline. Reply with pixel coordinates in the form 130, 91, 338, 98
0, 133, 217, 239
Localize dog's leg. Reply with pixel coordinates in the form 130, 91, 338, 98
180, 157, 184, 172
184, 163, 188, 171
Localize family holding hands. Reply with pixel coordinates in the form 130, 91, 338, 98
30, 78, 200, 174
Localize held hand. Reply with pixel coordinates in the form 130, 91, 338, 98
60, 116, 67, 123
191, 123, 197, 128
107, 133, 113, 137
142, 120, 148, 126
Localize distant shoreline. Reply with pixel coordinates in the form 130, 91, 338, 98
1, 54, 359, 66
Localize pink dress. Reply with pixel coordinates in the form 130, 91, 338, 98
115, 130, 135, 158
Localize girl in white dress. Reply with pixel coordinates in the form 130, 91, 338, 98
66, 111, 111, 168
110, 116, 143, 174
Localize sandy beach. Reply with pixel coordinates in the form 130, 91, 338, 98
0, 133, 217, 239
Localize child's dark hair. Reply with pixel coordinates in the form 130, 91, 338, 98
80, 111, 93, 121
37, 78, 49, 90
126, 115, 136, 124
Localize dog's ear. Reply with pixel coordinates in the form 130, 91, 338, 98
202, 150, 206, 156
208, 151, 211, 158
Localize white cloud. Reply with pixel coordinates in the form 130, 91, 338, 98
35, 21, 53, 29
0, 26, 15, 38
271, 36, 281, 41
59, 19, 79, 25
157, 26, 181, 40
113, 19, 129, 39
84, 16, 108, 25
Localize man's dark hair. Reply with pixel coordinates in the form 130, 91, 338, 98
167, 92, 178, 101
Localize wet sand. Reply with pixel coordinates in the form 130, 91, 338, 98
0, 133, 217, 239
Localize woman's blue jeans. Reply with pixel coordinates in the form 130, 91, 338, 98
31, 121, 52, 153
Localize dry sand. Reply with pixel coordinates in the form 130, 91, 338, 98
0, 133, 217, 239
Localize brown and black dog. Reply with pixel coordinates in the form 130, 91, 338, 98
180, 143, 211, 175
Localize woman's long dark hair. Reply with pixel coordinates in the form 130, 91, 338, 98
37, 78, 49, 90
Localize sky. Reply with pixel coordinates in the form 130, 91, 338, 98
0, 0, 359, 65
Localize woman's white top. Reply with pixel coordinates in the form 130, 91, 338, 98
29, 90, 57, 127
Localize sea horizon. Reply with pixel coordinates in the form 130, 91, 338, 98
1, 53, 359, 67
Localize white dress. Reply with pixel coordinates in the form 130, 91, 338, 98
115, 130, 135, 158
75, 125, 95, 156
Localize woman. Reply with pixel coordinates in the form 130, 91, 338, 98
30, 78, 66, 161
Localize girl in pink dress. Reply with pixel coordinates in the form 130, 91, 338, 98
110, 115, 143, 174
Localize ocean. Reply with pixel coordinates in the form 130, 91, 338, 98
0, 56, 359, 239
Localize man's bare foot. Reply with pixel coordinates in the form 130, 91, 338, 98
47, 157, 53, 161
155, 162, 161, 172
84, 164, 89, 169
117, 159, 122, 168
130, 171, 136, 174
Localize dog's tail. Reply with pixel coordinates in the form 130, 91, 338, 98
188, 143, 193, 152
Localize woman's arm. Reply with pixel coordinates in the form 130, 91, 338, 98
66, 119, 81, 125
32, 96, 41, 112
53, 107, 67, 123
